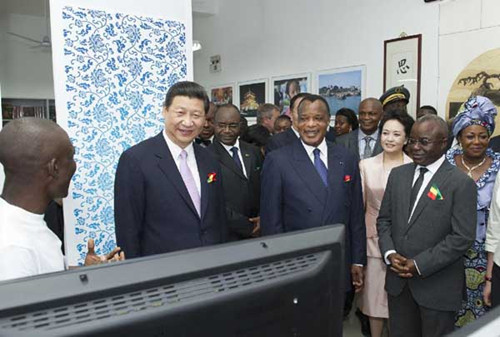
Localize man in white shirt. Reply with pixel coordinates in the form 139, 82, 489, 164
377, 114, 476, 337
0, 118, 123, 281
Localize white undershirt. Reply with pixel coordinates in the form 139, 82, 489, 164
163, 130, 201, 196
0, 198, 64, 281
221, 139, 248, 178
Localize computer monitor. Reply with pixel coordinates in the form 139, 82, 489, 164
0, 224, 345, 337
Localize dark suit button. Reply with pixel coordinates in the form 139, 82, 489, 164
307, 208, 312, 213
480, 223, 485, 226
404, 235, 409, 240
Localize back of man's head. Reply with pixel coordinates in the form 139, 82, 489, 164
256, 104, 279, 124
0, 118, 73, 193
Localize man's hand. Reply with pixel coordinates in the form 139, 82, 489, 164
484, 279, 492, 307
351, 265, 364, 293
388, 253, 408, 274
84, 238, 125, 266
249, 217, 260, 237
398, 259, 417, 278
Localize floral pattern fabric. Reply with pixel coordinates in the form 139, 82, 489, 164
60, 6, 187, 264
446, 148, 500, 327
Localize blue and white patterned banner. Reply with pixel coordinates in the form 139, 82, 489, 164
52, 3, 191, 265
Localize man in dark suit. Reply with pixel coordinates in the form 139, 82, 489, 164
377, 114, 476, 337
208, 104, 263, 241
195, 102, 217, 147
266, 93, 335, 153
335, 98, 383, 160
114, 81, 227, 258
261, 94, 366, 294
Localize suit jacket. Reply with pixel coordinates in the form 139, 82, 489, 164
260, 138, 367, 288
377, 160, 477, 311
114, 133, 227, 258
265, 127, 336, 153
334, 129, 382, 160
208, 140, 263, 240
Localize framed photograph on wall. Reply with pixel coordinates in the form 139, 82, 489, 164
316, 65, 365, 116
272, 73, 310, 115
238, 79, 268, 119
210, 84, 235, 105
384, 34, 422, 118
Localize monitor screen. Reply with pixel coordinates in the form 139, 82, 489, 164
0, 224, 345, 337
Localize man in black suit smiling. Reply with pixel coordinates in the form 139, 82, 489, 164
208, 104, 263, 240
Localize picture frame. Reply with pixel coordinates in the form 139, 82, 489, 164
315, 65, 366, 117
384, 34, 422, 118
237, 78, 268, 122
271, 73, 311, 115
210, 83, 235, 106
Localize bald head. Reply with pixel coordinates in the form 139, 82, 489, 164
0, 118, 65, 174
358, 98, 383, 135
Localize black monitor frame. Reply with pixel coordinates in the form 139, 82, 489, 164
0, 224, 345, 337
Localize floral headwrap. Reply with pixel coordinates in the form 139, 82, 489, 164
451, 96, 497, 137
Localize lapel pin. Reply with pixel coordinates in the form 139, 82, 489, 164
244, 153, 250, 157
339, 161, 344, 166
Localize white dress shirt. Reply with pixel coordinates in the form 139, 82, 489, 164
486, 174, 500, 267
221, 139, 248, 178
291, 126, 300, 138
163, 131, 201, 196
301, 138, 328, 168
384, 155, 446, 274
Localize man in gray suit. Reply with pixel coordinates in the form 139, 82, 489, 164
335, 98, 383, 160
377, 114, 477, 337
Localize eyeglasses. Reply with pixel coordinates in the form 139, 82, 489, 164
407, 138, 446, 146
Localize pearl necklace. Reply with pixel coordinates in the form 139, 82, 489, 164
461, 156, 486, 178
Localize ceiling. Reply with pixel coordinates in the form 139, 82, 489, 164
2, 0, 217, 17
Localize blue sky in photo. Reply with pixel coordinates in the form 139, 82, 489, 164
319, 70, 361, 88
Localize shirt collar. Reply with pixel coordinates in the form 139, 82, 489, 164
291, 126, 300, 138
221, 138, 241, 153
416, 155, 446, 175
163, 130, 195, 159
301, 138, 328, 157
0, 197, 45, 221
358, 128, 379, 141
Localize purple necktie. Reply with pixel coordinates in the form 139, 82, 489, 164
179, 150, 201, 216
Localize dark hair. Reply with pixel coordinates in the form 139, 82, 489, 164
290, 92, 310, 112
240, 124, 270, 147
297, 94, 330, 118
163, 81, 210, 113
335, 108, 359, 131
214, 103, 240, 121
418, 114, 449, 138
418, 105, 438, 115
276, 115, 292, 123
286, 80, 300, 96
257, 103, 279, 124
378, 109, 415, 137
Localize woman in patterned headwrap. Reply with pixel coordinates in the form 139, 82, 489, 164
446, 96, 500, 327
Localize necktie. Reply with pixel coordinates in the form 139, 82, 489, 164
230, 147, 243, 172
363, 136, 373, 159
179, 150, 201, 216
313, 148, 328, 187
409, 167, 428, 216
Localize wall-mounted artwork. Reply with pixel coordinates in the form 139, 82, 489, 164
316, 65, 365, 115
384, 34, 422, 118
446, 48, 500, 137
211, 84, 234, 105
238, 79, 267, 118
272, 74, 310, 115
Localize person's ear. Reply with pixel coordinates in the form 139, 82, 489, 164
47, 158, 59, 179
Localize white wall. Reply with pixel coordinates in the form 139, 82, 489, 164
193, 0, 440, 110
437, 0, 500, 117
1, 13, 54, 99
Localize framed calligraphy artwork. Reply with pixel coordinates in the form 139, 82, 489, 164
384, 34, 422, 118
